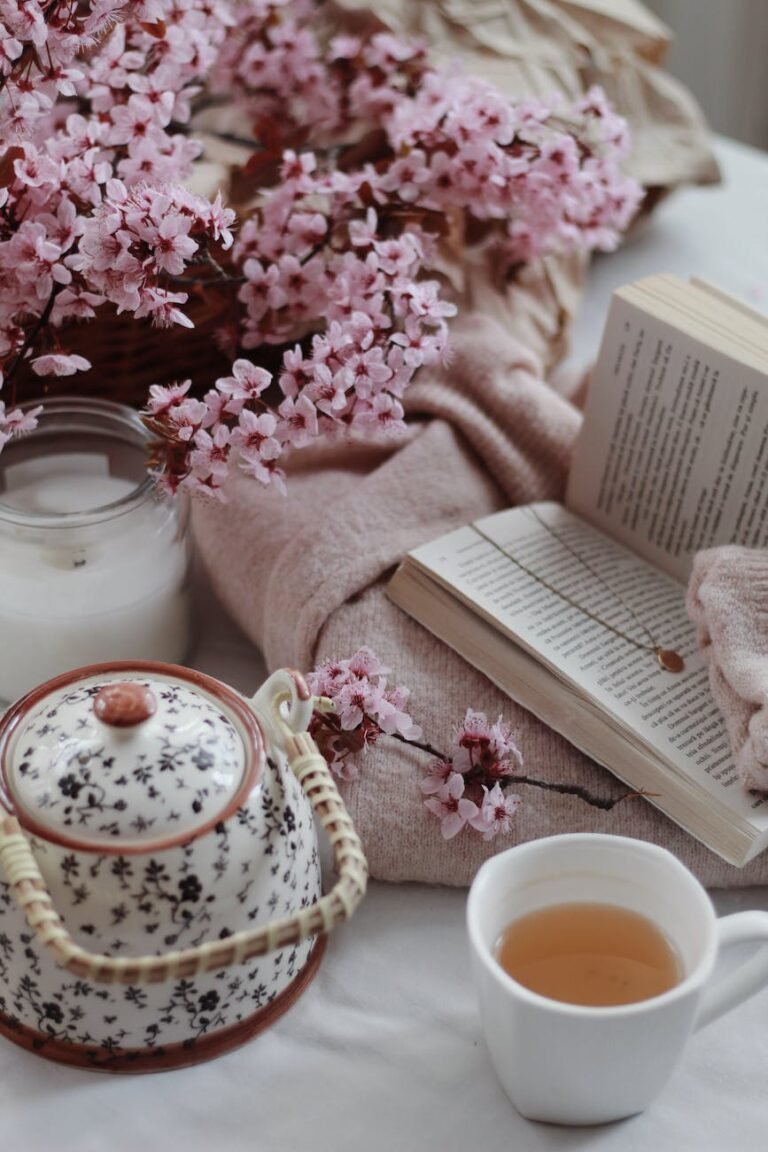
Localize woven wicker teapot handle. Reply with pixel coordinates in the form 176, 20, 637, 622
0, 671, 368, 986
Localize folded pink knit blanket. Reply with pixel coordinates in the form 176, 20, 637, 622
191, 0, 756, 886
688, 548, 768, 792
192, 300, 768, 889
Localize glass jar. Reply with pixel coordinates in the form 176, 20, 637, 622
0, 397, 191, 703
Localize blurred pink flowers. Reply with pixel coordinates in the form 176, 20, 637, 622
0, 1, 642, 491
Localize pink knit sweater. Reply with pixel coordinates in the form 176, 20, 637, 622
192, 0, 744, 885
192, 303, 768, 888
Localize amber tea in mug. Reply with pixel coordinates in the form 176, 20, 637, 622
495, 901, 682, 1007
469, 835, 768, 1125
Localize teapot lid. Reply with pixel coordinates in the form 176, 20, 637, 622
0, 663, 264, 853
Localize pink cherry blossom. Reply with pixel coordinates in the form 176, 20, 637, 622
146, 380, 194, 417
423, 773, 480, 840
165, 397, 208, 442
31, 353, 91, 376
307, 646, 422, 750
277, 393, 319, 448
347, 647, 390, 679
0, 400, 43, 449
216, 360, 273, 412
469, 784, 523, 840
151, 215, 198, 277
189, 423, 231, 480
230, 409, 282, 465
307, 646, 639, 839
351, 393, 406, 436
420, 759, 455, 796
450, 709, 523, 780
0, 0, 639, 504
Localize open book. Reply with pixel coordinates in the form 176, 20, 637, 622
387, 274, 768, 866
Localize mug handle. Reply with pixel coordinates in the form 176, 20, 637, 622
695, 911, 768, 1031
0, 682, 368, 987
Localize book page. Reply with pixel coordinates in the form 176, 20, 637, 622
407, 504, 767, 821
689, 277, 768, 329
566, 291, 768, 583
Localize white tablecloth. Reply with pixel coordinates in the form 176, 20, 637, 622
3, 136, 768, 1151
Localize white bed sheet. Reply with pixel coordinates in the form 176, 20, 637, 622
2, 137, 768, 1151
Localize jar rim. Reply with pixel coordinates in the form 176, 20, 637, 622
0, 396, 158, 528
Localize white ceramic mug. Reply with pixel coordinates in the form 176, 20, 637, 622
466, 833, 768, 1125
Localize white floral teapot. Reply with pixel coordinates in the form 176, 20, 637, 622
0, 661, 367, 1071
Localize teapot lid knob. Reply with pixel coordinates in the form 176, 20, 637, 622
93, 682, 157, 728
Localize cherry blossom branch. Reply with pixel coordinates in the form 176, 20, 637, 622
0, 0, 641, 482
4, 285, 60, 404
381, 726, 444, 760
496, 774, 649, 811
385, 720, 644, 810
308, 647, 647, 843
166, 266, 247, 286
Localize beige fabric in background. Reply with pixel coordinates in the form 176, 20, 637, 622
331, 0, 720, 191
191, 1, 761, 887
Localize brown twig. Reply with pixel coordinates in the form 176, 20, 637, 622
314, 707, 647, 812
385, 727, 454, 761
4, 285, 60, 405
502, 775, 654, 812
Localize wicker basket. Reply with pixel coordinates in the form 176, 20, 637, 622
14, 287, 238, 411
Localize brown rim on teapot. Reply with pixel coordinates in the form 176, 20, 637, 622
0, 661, 267, 856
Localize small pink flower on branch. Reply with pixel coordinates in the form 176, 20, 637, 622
31, 353, 91, 377
423, 773, 480, 840
0, 397, 43, 450
308, 646, 648, 842
469, 784, 523, 841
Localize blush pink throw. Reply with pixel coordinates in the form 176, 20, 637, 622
688, 548, 768, 792
192, 302, 768, 889
191, 0, 758, 886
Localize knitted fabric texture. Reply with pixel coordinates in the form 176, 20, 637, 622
687, 547, 768, 792
191, 1, 762, 886
192, 304, 768, 889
